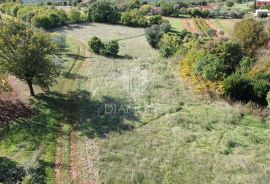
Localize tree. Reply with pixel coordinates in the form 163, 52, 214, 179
88, 1, 120, 24
145, 23, 169, 48
234, 18, 268, 57
149, 15, 162, 25
208, 42, 243, 75
68, 9, 82, 23
128, 0, 141, 9
194, 53, 226, 81
88, 37, 119, 57
0, 19, 60, 96
159, 34, 181, 58
121, 9, 148, 27
226, 1, 235, 7
160, 1, 173, 16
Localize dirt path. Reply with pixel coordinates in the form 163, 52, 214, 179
54, 40, 87, 184
54, 38, 99, 184
69, 44, 99, 184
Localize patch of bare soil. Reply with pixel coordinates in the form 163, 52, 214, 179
0, 96, 32, 125
0, 76, 32, 125
70, 127, 78, 182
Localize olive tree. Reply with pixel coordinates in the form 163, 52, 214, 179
0, 18, 60, 96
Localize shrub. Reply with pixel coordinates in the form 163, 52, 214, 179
223, 74, 269, 105
32, 15, 52, 29
0, 3, 15, 15
234, 18, 268, 57
145, 24, 163, 48
128, 0, 141, 9
101, 40, 120, 57
140, 4, 152, 15
159, 22, 171, 33
149, 15, 162, 25
223, 74, 254, 102
237, 57, 253, 74
207, 29, 217, 38
49, 13, 61, 27
160, 2, 173, 16
267, 92, 270, 108
10, 4, 21, 17
209, 42, 243, 75
194, 54, 226, 81
88, 36, 104, 54
68, 9, 82, 23
17, 6, 35, 22
226, 2, 235, 7
159, 34, 181, 58
145, 23, 170, 49
251, 79, 270, 105
88, 37, 119, 57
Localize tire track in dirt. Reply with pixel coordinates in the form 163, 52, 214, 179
69, 42, 99, 184
55, 39, 84, 184
55, 129, 62, 184
55, 37, 98, 184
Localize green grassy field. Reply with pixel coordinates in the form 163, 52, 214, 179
230, 2, 253, 11
1, 22, 270, 184
163, 17, 184, 33
209, 19, 239, 37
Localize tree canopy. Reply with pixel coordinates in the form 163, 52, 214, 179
0, 18, 60, 96
234, 18, 268, 58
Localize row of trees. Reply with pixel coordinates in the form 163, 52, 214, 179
87, 1, 167, 27
0, 3, 86, 29
0, 2, 169, 29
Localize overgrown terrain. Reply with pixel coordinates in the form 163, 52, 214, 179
0, 0, 270, 183
1, 22, 269, 183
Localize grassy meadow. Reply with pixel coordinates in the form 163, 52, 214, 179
1, 22, 270, 184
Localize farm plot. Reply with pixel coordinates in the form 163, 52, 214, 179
180, 18, 199, 33
194, 18, 211, 35
209, 19, 239, 37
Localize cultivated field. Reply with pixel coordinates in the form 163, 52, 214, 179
209, 19, 239, 37
166, 17, 238, 37
1, 22, 270, 184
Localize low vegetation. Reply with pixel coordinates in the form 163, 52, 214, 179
0, 0, 270, 183
88, 36, 119, 57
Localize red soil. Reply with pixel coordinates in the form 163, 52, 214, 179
181, 18, 198, 33
0, 76, 32, 125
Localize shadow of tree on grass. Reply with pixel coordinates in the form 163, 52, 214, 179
61, 72, 88, 80
0, 157, 25, 184
35, 90, 138, 138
